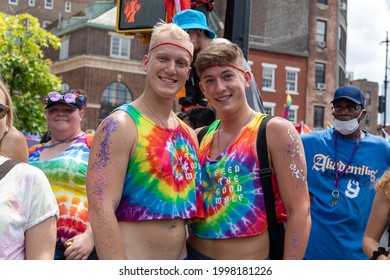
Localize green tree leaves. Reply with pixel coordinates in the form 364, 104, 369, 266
0, 13, 61, 133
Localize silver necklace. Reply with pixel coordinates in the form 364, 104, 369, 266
217, 112, 254, 154
141, 99, 177, 129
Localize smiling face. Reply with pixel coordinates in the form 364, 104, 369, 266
45, 103, 83, 140
199, 64, 250, 114
143, 35, 192, 100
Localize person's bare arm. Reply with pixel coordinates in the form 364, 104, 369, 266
86, 111, 134, 259
25, 216, 57, 259
362, 191, 389, 259
266, 117, 311, 260
1, 126, 28, 162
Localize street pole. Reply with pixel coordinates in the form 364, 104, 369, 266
381, 31, 389, 128
223, 0, 251, 60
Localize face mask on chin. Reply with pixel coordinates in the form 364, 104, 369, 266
333, 111, 363, 135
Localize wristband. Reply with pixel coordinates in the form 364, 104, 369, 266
370, 247, 389, 260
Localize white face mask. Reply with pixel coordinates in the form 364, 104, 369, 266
333, 112, 363, 135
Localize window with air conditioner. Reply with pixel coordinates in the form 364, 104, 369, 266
316, 41, 326, 48
340, 2, 347, 10
316, 83, 326, 90
315, 62, 326, 88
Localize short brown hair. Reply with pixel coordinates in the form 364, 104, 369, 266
194, 43, 246, 78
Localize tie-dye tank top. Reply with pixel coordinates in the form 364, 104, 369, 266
28, 133, 90, 243
190, 113, 286, 239
113, 104, 204, 221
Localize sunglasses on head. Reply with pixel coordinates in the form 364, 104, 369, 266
0, 104, 9, 119
45, 90, 86, 109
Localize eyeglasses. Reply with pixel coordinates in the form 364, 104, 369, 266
0, 104, 9, 119
331, 105, 362, 114
45, 90, 86, 109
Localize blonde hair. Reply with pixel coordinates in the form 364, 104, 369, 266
0, 78, 14, 129
149, 21, 193, 56
374, 169, 390, 202
194, 42, 246, 78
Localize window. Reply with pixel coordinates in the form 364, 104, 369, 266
317, 0, 327, 4
286, 67, 300, 93
365, 112, 371, 126
263, 102, 275, 116
314, 106, 325, 129
59, 38, 69, 60
61, 83, 70, 91
99, 82, 133, 123
28, 0, 35, 6
338, 66, 346, 87
339, 25, 347, 56
262, 63, 277, 91
110, 35, 131, 59
316, 20, 327, 43
9, 0, 18, 5
65, 1, 71, 13
315, 63, 326, 84
365, 91, 371, 106
42, 21, 52, 29
286, 105, 298, 123
45, 0, 53, 10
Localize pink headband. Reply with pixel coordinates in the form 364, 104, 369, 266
148, 42, 193, 59
204, 64, 246, 74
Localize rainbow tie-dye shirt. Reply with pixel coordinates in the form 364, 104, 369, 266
113, 104, 204, 221
190, 113, 286, 239
29, 134, 90, 243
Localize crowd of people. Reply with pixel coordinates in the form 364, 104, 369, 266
1, 9, 390, 261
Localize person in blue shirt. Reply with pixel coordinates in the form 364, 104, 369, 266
301, 85, 390, 259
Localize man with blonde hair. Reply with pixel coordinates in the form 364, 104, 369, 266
86, 22, 203, 259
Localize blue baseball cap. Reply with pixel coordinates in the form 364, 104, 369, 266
173, 9, 216, 39
331, 85, 365, 106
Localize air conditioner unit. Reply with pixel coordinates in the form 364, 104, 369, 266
316, 41, 326, 48
340, 2, 347, 10
316, 83, 326, 90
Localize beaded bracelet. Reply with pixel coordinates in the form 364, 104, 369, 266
370, 247, 389, 260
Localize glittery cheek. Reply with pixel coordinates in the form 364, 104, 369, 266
285, 128, 306, 182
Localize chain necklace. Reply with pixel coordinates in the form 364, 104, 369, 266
43, 133, 85, 149
141, 99, 177, 129
217, 111, 254, 154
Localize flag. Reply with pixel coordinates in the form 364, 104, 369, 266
283, 93, 292, 119
165, 0, 191, 22
294, 121, 312, 135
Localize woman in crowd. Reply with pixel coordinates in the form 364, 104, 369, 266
362, 168, 390, 260
0, 79, 58, 259
29, 89, 97, 260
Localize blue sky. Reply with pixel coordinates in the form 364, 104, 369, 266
347, 0, 390, 91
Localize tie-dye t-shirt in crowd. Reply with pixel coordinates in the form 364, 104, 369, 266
190, 113, 286, 239
29, 134, 90, 243
113, 104, 204, 221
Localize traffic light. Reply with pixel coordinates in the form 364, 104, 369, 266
379, 95, 386, 113
116, 0, 166, 34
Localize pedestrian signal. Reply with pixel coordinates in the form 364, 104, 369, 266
116, 0, 166, 34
